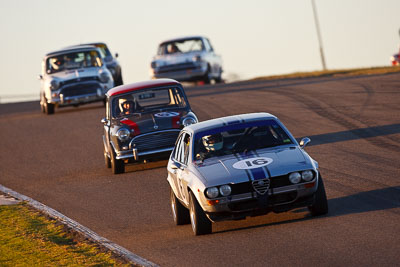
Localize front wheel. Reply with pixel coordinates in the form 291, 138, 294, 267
45, 102, 55, 115
110, 148, 125, 174
308, 173, 328, 216
103, 145, 111, 169
170, 187, 190, 225
189, 191, 212, 235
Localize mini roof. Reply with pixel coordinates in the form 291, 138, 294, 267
45, 45, 100, 57
107, 79, 181, 97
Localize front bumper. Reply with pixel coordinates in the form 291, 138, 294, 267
151, 62, 207, 81
47, 81, 111, 107
115, 146, 174, 160
201, 180, 318, 222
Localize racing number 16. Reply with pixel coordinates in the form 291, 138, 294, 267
245, 159, 270, 167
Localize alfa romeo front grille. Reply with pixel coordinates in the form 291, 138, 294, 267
252, 178, 270, 195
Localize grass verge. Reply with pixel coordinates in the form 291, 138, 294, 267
250, 66, 400, 81
0, 203, 129, 266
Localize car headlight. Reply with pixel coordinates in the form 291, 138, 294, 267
192, 55, 202, 62
50, 79, 60, 91
116, 128, 130, 142
182, 116, 198, 127
205, 187, 219, 199
301, 170, 314, 181
151, 61, 157, 68
219, 185, 231, 196
289, 172, 301, 184
99, 71, 111, 83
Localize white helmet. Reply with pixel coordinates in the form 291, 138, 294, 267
202, 134, 223, 151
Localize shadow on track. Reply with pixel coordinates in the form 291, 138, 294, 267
297, 123, 400, 147
124, 159, 168, 173
213, 186, 400, 235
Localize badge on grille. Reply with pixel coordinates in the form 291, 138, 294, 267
252, 178, 270, 195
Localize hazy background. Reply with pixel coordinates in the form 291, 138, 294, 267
0, 0, 399, 103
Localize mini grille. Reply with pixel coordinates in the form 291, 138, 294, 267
252, 178, 270, 195
61, 82, 100, 97
131, 130, 180, 152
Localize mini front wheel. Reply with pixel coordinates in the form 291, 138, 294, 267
110, 148, 124, 174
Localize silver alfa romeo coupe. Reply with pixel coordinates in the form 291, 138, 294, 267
167, 113, 328, 235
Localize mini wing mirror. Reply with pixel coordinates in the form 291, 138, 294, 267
115, 52, 119, 58
101, 118, 109, 125
37, 74, 43, 80
299, 137, 311, 148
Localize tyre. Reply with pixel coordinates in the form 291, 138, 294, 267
308, 173, 328, 216
103, 145, 111, 169
115, 74, 123, 86
45, 102, 55, 115
110, 147, 125, 174
170, 187, 190, 225
189, 191, 212, 235
203, 66, 212, 84
40, 95, 46, 113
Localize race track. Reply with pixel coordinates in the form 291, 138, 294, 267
1, 73, 399, 266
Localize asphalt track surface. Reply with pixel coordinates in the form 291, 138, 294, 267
1, 73, 399, 266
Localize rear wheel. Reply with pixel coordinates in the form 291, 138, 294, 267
110, 148, 124, 174
308, 174, 328, 216
189, 191, 212, 235
170, 187, 190, 225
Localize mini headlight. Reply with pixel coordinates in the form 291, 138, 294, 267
302, 170, 314, 181
205, 187, 219, 199
182, 116, 197, 127
99, 71, 110, 83
289, 172, 301, 184
151, 61, 157, 68
219, 185, 231, 196
50, 79, 60, 91
117, 128, 130, 142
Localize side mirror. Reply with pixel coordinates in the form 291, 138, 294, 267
299, 137, 311, 149
37, 75, 43, 80
171, 161, 182, 170
115, 53, 119, 58
101, 118, 109, 125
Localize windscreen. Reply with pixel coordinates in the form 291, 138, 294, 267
158, 38, 204, 55
112, 86, 187, 118
193, 120, 293, 161
46, 50, 102, 74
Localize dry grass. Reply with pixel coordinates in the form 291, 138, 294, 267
0, 203, 130, 266
250, 66, 400, 81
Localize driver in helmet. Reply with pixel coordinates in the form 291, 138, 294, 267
202, 133, 224, 152
196, 133, 224, 161
119, 99, 135, 115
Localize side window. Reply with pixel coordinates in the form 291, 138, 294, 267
183, 134, 191, 165
105, 100, 110, 120
173, 134, 184, 161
